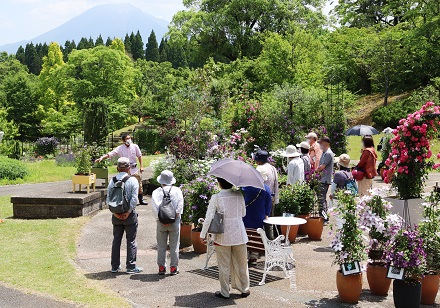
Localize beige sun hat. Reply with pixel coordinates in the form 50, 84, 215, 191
282, 145, 301, 158
335, 154, 351, 169
296, 141, 310, 150
305, 132, 318, 140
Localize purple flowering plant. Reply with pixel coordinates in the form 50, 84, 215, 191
181, 176, 219, 227
383, 227, 427, 283
356, 188, 403, 264
35, 137, 59, 156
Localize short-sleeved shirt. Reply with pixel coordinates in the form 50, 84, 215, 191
108, 144, 142, 175
319, 148, 334, 184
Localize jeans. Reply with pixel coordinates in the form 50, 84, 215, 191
111, 211, 138, 270
156, 217, 180, 268
319, 183, 330, 214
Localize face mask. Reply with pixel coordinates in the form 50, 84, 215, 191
125, 139, 132, 146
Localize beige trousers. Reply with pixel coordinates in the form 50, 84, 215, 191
132, 172, 143, 194
358, 178, 373, 197
215, 244, 250, 297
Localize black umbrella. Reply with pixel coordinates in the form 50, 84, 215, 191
345, 125, 380, 136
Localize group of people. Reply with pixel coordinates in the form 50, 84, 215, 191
103, 131, 378, 300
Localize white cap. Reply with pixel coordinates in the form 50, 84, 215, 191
296, 141, 310, 150
305, 132, 318, 140
117, 157, 130, 168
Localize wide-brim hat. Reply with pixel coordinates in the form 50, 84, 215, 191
335, 154, 351, 168
157, 170, 176, 185
282, 145, 301, 158
296, 141, 310, 150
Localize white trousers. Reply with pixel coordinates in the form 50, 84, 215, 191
215, 244, 250, 297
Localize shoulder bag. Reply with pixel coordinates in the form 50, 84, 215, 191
208, 195, 224, 234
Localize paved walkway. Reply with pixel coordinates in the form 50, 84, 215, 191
2, 173, 440, 307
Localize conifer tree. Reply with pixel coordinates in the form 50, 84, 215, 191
145, 30, 159, 62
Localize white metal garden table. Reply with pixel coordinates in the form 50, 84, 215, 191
263, 216, 307, 246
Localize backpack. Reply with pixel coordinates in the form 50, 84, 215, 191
158, 187, 176, 224
345, 178, 358, 195
108, 175, 131, 214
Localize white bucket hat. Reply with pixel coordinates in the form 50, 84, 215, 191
157, 170, 176, 185
282, 145, 301, 158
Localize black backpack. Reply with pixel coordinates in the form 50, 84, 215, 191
108, 175, 131, 214
158, 187, 176, 224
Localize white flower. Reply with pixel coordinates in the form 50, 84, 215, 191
333, 242, 344, 252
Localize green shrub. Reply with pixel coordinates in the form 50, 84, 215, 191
0, 156, 29, 180
134, 128, 166, 155
373, 100, 420, 129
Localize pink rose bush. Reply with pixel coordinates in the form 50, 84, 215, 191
384, 102, 440, 199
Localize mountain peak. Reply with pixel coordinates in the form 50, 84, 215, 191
0, 3, 168, 53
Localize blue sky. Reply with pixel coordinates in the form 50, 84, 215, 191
0, 0, 185, 45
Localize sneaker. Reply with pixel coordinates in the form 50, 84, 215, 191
126, 267, 143, 274
170, 266, 179, 275
111, 266, 121, 273
158, 266, 166, 275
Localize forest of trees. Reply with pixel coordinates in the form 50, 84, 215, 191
1, 0, 440, 156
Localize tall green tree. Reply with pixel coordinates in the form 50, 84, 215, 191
95, 34, 104, 46
124, 33, 132, 55
158, 38, 169, 62
105, 37, 113, 47
131, 31, 144, 60
15, 46, 25, 64
24, 43, 41, 75
62, 40, 76, 62
145, 30, 159, 62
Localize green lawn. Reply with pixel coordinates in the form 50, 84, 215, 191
0, 196, 129, 307
346, 134, 440, 162
0, 155, 164, 186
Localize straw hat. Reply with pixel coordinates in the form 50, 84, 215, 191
335, 154, 351, 169
157, 170, 176, 185
282, 145, 301, 158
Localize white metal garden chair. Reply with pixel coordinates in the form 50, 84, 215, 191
257, 228, 293, 285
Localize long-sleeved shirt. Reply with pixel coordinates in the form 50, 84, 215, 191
151, 185, 184, 221
256, 163, 279, 204
287, 157, 305, 185
200, 189, 248, 246
108, 143, 142, 175
242, 185, 272, 229
106, 172, 139, 212
357, 148, 378, 179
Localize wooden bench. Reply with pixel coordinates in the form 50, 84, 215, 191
246, 228, 266, 256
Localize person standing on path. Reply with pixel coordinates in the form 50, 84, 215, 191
297, 141, 312, 174
107, 157, 143, 274
306, 132, 322, 170
315, 137, 334, 220
96, 134, 147, 205
254, 149, 279, 213
200, 177, 250, 299
356, 136, 378, 196
283, 145, 304, 186
151, 170, 184, 276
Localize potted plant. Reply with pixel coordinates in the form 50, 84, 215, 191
330, 190, 367, 304
278, 185, 300, 242
305, 169, 324, 240
181, 176, 219, 254
383, 227, 427, 308
384, 102, 440, 226
293, 182, 314, 236
357, 189, 403, 296
72, 146, 95, 193
419, 191, 440, 305
179, 185, 194, 248
89, 144, 110, 186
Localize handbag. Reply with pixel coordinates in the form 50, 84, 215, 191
352, 167, 365, 181
208, 195, 224, 234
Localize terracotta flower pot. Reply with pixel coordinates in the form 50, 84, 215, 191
180, 223, 193, 248
366, 263, 391, 296
393, 279, 421, 308
336, 270, 363, 304
191, 230, 207, 254
421, 274, 440, 305
297, 214, 309, 235
307, 217, 324, 240
280, 225, 299, 243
